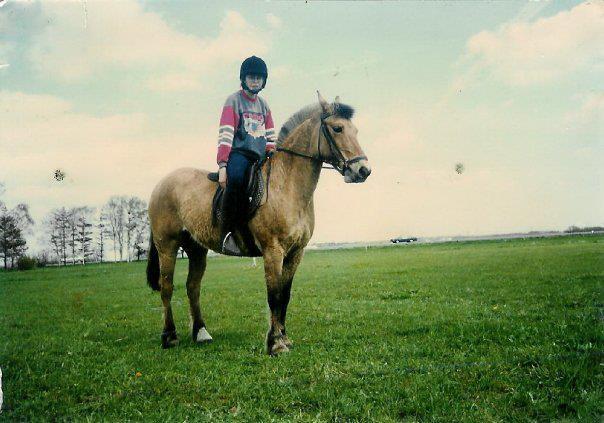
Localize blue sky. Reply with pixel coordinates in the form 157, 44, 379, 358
0, 0, 602, 246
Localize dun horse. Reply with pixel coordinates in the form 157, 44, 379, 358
146, 92, 371, 355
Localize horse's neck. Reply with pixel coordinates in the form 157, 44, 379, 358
271, 119, 322, 207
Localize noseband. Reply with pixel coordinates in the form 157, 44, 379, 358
276, 111, 367, 175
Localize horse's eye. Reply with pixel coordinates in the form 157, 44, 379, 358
333, 126, 343, 133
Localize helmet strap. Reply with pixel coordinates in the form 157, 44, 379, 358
241, 79, 263, 95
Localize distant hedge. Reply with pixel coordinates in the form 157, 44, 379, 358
17, 256, 37, 271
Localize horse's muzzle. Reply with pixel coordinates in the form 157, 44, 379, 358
344, 160, 372, 183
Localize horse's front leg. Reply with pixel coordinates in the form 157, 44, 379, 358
263, 245, 288, 355
280, 248, 304, 348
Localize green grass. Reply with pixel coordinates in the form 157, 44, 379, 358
1, 236, 603, 421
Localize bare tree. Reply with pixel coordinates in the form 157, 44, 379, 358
103, 196, 127, 262
45, 208, 70, 266
76, 207, 95, 265
125, 196, 147, 262
67, 208, 79, 265
36, 249, 51, 267
133, 212, 149, 261
97, 212, 108, 264
56, 209, 69, 266
48, 220, 62, 265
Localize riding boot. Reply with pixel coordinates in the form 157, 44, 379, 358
220, 185, 243, 256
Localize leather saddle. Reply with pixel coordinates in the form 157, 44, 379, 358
207, 159, 267, 257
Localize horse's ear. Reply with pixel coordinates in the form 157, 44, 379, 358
334, 95, 341, 104
317, 91, 330, 114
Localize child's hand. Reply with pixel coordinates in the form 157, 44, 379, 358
218, 167, 227, 189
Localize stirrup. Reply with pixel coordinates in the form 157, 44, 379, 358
222, 232, 242, 256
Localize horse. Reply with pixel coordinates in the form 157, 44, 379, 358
146, 92, 371, 355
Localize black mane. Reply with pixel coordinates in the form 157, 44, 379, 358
278, 102, 355, 144
334, 103, 355, 120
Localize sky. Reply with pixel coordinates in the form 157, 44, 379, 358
0, 0, 602, 250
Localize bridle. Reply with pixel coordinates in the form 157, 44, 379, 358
276, 111, 367, 175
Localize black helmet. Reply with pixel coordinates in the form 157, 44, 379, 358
240, 56, 268, 93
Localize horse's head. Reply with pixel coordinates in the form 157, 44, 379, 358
316, 91, 371, 183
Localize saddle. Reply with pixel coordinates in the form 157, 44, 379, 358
207, 159, 268, 257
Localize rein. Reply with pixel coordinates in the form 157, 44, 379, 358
276, 112, 367, 175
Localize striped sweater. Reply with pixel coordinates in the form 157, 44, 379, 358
217, 90, 277, 166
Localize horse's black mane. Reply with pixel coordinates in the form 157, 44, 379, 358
333, 103, 355, 120
278, 102, 355, 144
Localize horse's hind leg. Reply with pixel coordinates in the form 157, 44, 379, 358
158, 239, 179, 349
182, 235, 212, 344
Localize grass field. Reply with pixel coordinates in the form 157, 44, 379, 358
1, 236, 602, 421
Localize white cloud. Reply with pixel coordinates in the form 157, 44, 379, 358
266, 13, 282, 30
145, 73, 203, 92
0, 90, 217, 228
0, 23, 14, 65
562, 92, 604, 145
269, 65, 292, 82
457, 2, 604, 87
25, 2, 274, 91
565, 92, 604, 126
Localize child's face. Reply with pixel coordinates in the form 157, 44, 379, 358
245, 74, 264, 91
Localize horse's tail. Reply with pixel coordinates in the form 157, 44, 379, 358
146, 231, 160, 291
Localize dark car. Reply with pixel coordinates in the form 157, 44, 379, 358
390, 237, 418, 244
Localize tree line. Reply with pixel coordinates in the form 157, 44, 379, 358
564, 225, 604, 233
0, 183, 149, 270
42, 196, 149, 266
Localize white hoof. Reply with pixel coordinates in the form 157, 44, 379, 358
282, 335, 293, 348
270, 339, 290, 355
196, 327, 213, 343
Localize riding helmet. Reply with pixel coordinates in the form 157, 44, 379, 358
240, 56, 268, 93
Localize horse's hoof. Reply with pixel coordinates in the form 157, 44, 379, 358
161, 331, 179, 349
194, 327, 213, 344
282, 335, 293, 348
269, 339, 290, 356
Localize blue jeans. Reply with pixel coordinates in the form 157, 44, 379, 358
226, 150, 254, 190
223, 150, 255, 232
